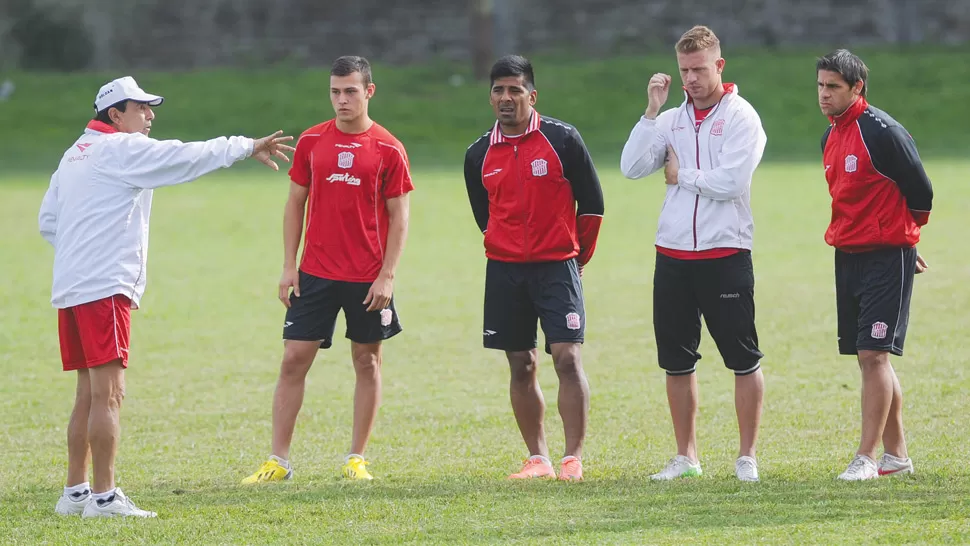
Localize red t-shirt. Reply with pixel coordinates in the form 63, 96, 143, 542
657, 96, 740, 261
289, 120, 414, 283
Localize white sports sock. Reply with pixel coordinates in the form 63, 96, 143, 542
92, 488, 116, 506
270, 455, 290, 469
65, 482, 91, 499
346, 453, 364, 463
561, 456, 580, 464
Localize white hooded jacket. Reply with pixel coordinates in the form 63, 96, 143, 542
38, 121, 254, 309
620, 84, 766, 252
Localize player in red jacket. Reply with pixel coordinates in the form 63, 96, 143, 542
464, 55, 605, 481
817, 49, 933, 481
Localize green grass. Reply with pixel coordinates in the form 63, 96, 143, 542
2, 46, 969, 170
1, 162, 969, 544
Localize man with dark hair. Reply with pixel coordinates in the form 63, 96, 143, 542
464, 55, 605, 481
242, 56, 413, 483
620, 25, 767, 482
40, 76, 294, 517
816, 49, 933, 481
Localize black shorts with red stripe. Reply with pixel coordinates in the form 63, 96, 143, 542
835, 246, 917, 356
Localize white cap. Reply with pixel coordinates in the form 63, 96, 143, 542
93, 76, 164, 113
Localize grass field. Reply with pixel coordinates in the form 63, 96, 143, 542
1, 161, 969, 544
2, 47, 969, 171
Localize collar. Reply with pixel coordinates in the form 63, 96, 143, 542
685, 82, 736, 104
829, 96, 868, 127
490, 109, 541, 145
85, 120, 119, 134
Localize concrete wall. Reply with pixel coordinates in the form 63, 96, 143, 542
2, 0, 969, 70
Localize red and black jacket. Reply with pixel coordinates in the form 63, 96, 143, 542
464, 110, 605, 264
822, 97, 933, 252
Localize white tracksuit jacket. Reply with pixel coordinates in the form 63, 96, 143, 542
620, 85, 767, 252
38, 122, 254, 309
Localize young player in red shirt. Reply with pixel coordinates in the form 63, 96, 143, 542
242, 56, 413, 483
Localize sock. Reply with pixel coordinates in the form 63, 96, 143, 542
64, 482, 91, 499
346, 453, 364, 463
561, 456, 580, 464
270, 455, 290, 469
528, 455, 552, 466
92, 488, 116, 506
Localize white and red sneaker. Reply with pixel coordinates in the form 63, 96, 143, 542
838, 454, 879, 481
878, 453, 914, 476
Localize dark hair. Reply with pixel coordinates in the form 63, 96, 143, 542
816, 49, 869, 97
331, 56, 373, 86
489, 55, 535, 90
93, 99, 128, 124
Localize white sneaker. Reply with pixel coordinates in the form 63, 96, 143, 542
81, 488, 157, 518
55, 491, 90, 515
838, 454, 879, 481
735, 456, 759, 482
650, 455, 702, 480
878, 453, 914, 477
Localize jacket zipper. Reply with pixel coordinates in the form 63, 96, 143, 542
686, 99, 724, 251
515, 145, 530, 262
692, 126, 701, 250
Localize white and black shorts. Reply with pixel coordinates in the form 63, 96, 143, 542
835, 247, 917, 356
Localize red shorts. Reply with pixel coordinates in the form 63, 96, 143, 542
58, 294, 131, 371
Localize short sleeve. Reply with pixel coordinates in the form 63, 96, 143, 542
288, 134, 315, 187
380, 142, 414, 199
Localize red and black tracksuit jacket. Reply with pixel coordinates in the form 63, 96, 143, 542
464, 110, 605, 264
822, 97, 934, 252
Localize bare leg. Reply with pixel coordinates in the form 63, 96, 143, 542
271, 340, 319, 460
550, 343, 588, 459
88, 360, 125, 493
735, 368, 764, 459
350, 342, 383, 455
857, 350, 895, 460
508, 349, 548, 458
666, 373, 698, 462
67, 369, 92, 486
882, 364, 908, 458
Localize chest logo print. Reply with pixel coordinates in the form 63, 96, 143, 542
710, 119, 725, 136
531, 158, 548, 177
844, 154, 858, 173
327, 173, 361, 186
338, 151, 355, 169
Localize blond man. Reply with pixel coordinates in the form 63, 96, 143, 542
620, 26, 767, 482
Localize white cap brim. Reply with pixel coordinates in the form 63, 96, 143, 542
129, 91, 164, 107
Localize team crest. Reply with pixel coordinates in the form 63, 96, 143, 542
871, 321, 888, 340
710, 119, 725, 136
565, 312, 581, 330
531, 158, 548, 177
338, 151, 355, 169
844, 154, 858, 173
380, 308, 394, 327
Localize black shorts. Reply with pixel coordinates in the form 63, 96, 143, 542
653, 251, 763, 376
835, 247, 916, 357
282, 270, 402, 348
483, 259, 585, 354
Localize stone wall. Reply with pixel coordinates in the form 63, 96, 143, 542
2, 0, 968, 70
